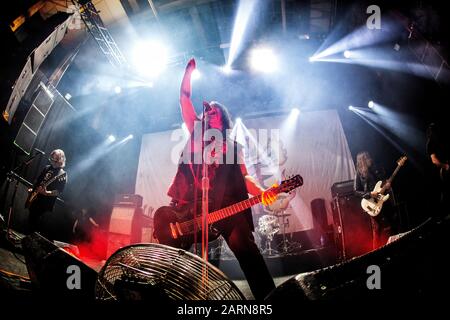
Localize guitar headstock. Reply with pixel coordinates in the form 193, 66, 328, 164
397, 156, 407, 167
276, 175, 303, 193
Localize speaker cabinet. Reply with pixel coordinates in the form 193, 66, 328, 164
107, 205, 143, 258
267, 217, 450, 301
21, 233, 97, 300
332, 194, 373, 260
13, 82, 54, 154
311, 198, 329, 246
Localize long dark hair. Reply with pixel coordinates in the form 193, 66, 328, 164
209, 101, 233, 134
356, 151, 373, 179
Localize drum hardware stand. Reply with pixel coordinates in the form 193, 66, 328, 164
209, 236, 232, 260
277, 210, 302, 255
261, 232, 278, 256
257, 215, 280, 256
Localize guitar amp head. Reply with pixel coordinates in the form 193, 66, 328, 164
331, 180, 355, 197
113, 194, 143, 208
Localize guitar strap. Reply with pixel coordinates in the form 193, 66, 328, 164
42, 169, 66, 189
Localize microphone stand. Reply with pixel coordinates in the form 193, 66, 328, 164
201, 102, 210, 294
5, 152, 41, 242
201, 103, 209, 263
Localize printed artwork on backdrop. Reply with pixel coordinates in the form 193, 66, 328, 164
135, 109, 355, 234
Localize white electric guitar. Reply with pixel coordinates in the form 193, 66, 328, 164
361, 156, 407, 217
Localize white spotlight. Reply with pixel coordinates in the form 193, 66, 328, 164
249, 47, 278, 73
348, 105, 354, 111
65, 93, 72, 100
368, 101, 374, 109
107, 135, 116, 143
222, 65, 232, 74
291, 108, 300, 117
299, 34, 310, 40
132, 41, 168, 77
127, 134, 134, 140
343, 50, 352, 58
114, 86, 122, 94
308, 56, 316, 63
191, 69, 201, 80
235, 117, 242, 124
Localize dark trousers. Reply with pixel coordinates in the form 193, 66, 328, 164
370, 205, 397, 249
28, 202, 48, 234
370, 217, 390, 249
220, 215, 276, 300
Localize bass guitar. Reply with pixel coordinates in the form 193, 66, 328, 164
361, 156, 407, 217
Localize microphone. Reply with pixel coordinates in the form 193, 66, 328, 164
203, 101, 212, 112
34, 148, 45, 155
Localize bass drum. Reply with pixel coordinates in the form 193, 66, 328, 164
257, 215, 280, 237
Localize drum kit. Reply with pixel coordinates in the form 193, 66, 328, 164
207, 192, 301, 259
257, 193, 301, 256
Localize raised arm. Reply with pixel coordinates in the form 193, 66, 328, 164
180, 58, 199, 133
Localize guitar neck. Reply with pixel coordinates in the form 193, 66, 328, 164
387, 165, 402, 183
42, 172, 64, 188
381, 164, 402, 193
196, 194, 263, 226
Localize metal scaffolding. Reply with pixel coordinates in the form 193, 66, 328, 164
74, 0, 127, 68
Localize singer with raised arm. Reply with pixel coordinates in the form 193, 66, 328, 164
26, 149, 67, 234
153, 58, 277, 300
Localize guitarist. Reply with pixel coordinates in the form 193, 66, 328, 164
163, 58, 276, 300
27, 149, 67, 234
354, 151, 396, 250
426, 122, 449, 215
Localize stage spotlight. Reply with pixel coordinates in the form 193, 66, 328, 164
343, 50, 352, 58
114, 86, 122, 94
127, 134, 134, 140
348, 105, 354, 111
192, 69, 201, 80
226, 0, 258, 68
299, 34, 310, 40
222, 65, 232, 74
308, 56, 316, 63
249, 47, 278, 73
132, 41, 168, 77
235, 117, 242, 124
368, 101, 374, 109
291, 108, 300, 117
107, 135, 116, 143
64, 93, 72, 100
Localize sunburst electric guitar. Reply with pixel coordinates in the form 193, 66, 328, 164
361, 156, 407, 217
153, 175, 303, 249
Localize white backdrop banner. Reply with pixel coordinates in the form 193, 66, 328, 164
135, 109, 355, 233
